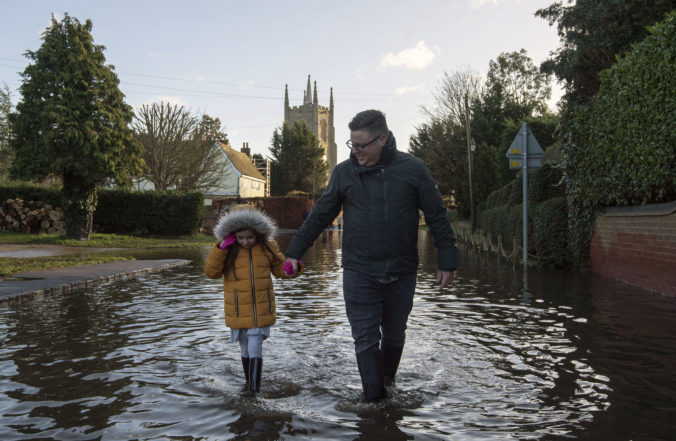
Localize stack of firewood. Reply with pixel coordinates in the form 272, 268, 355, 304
0, 198, 67, 234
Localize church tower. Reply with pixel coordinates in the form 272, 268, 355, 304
283, 75, 337, 176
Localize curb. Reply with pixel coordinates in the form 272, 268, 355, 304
0, 259, 191, 305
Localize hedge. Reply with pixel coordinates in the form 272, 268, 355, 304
0, 184, 204, 236
94, 189, 203, 236
533, 197, 570, 268
0, 182, 62, 207
568, 12, 676, 207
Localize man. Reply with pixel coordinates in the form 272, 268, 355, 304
285, 109, 458, 402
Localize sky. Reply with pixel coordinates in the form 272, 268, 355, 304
1, 0, 562, 165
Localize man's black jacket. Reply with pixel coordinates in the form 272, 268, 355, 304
285, 131, 458, 278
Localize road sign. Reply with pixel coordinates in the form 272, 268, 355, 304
508, 157, 546, 169
505, 123, 544, 169
504, 123, 546, 276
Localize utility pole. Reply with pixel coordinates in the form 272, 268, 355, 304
464, 93, 475, 232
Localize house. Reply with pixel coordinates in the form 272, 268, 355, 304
131, 141, 267, 201
205, 141, 267, 201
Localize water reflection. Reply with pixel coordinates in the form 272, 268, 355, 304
0, 231, 675, 440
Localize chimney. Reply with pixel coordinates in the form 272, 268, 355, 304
241, 142, 251, 157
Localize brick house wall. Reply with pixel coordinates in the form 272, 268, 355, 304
205, 197, 314, 233
590, 201, 676, 296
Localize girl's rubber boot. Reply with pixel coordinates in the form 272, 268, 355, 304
356, 350, 386, 402
241, 357, 250, 389
381, 344, 404, 387
248, 357, 263, 396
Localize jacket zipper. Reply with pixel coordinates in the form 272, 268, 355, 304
382, 168, 390, 275
249, 248, 258, 328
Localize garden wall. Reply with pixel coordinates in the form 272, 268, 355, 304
207, 197, 314, 233
590, 201, 676, 296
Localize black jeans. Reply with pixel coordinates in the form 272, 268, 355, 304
342, 269, 416, 355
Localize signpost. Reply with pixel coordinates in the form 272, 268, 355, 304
505, 123, 544, 273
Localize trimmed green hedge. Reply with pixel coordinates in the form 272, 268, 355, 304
478, 164, 566, 262
94, 189, 203, 236
568, 12, 676, 206
0, 184, 204, 236
0, 182, 62, 207
533, 197, 570, 268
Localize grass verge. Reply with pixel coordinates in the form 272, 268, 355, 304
0, 231, 215, 248
0, 255, 134, 278
0, 231, 214, 278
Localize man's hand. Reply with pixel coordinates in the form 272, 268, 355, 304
285, 257, 299, 274
435, 270, 454, 291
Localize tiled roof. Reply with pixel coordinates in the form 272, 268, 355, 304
218, 142, 265, 180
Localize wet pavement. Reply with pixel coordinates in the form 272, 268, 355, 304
0, 258, 190, 304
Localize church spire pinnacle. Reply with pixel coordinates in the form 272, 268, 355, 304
313, 81, 318, 108
304, 74, 312, 105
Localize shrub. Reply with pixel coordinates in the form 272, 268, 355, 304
534, 197, 570, 267
0, 182, 62, 207
568, 12, 676, 207
94, 189, 204, 236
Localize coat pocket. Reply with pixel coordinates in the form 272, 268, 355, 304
267, 288, 273, 313
234, 290, 239, 317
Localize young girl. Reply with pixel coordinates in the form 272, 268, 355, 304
204, 204, 302, 396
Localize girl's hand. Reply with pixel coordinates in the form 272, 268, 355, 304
283, 259, 302, 275
219, 234, 236, 250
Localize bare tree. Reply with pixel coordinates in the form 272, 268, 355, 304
423, 68, 484, 126
0, 83, 12, 180
132, 103, 228, 192
175, 115, 229, 192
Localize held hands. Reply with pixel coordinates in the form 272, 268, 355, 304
435, 270, 454, 291
219, 234, 236, 250
284, 257, 300, 275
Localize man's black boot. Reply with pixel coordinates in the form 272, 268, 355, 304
241, 357, 250, 389
381, 344, 404, 386
356, 350, 386, 402
248, 357, 263, 396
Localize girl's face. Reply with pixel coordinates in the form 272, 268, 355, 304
235, 229, 257, 249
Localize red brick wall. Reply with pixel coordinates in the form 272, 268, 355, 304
590, 202, 676, 296
206, 197, 314, 233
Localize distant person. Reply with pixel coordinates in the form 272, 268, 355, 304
337, 215, 342, 230
205, 204, 303, 397
284, 109, 458, 402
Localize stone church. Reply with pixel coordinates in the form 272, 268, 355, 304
284, 75, 337, 175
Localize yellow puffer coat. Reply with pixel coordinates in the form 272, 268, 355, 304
204, 239, 301, 329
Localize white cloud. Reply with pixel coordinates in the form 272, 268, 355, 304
354, 67, 367, 81
380, 41, 437, 70
142, 96, 186, 107
395, 84, 425, 95
470, 0, 509, 9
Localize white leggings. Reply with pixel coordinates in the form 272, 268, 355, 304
238, 333, 264, 358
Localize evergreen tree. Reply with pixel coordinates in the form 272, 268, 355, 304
269, 120, 326, 196
9, 14, 142, 239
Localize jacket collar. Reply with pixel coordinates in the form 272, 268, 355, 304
350, 131, 397, 173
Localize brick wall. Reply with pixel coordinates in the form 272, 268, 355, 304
205, 196, 314, 233
590, 201, 676, 296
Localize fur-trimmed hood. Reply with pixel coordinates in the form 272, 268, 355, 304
213, 204, 277, 241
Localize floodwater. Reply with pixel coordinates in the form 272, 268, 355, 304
1, 230, 675, 440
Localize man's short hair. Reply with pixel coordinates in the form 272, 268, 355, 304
348, 109, 388, 136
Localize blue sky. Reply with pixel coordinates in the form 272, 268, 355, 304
1, 0, 562, 164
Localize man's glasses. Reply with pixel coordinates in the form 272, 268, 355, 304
346, 134, 382, 152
